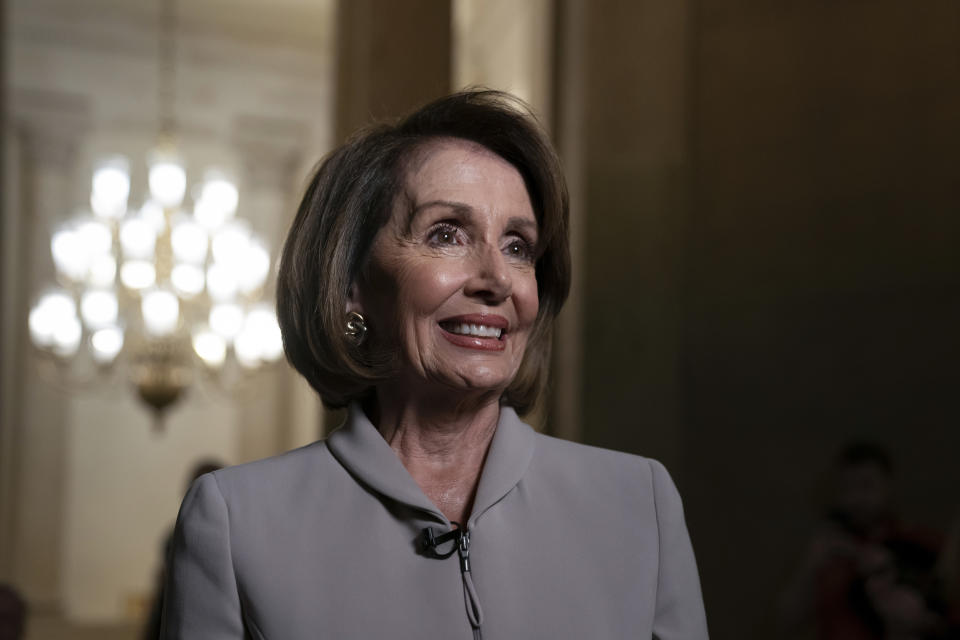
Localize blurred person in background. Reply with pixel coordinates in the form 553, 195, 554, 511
936, 513, 960, 636
779, 442, 947, 639
142, 459, 223, 640
0, 585, 25, 640
159, 90, 709, 639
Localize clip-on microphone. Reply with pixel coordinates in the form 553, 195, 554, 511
421, 522, 471, 572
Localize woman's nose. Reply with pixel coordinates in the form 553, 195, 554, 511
463, 245, 512, 303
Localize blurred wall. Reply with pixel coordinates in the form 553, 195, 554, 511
555, 0, 691, 475
3, 0, 958, 636
682, 2, 960, 636
452, 0, 554, 128
453, 0, 559, 433
555, 1, 960, 638
2, 0, 333, 623
0, 0, 14, 585
335, 0, 451, 142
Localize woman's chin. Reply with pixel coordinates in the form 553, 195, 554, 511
429, 368, 515, 398
387, 350, 520, 400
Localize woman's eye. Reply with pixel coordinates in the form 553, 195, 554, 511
427, 224, 460, 246
505, 238, 534, 261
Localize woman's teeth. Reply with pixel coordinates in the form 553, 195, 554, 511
442, 322, 503, 339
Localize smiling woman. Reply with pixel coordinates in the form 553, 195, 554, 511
160, 91, 709, 639
277, 91, 569, 416
358, 140, 541, 399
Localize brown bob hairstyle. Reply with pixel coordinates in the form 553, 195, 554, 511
276, 90, 570, 415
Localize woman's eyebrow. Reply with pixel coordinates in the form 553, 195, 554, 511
404, 201, 538, 236
405, 199, 473, 232
506, 216, 538, 235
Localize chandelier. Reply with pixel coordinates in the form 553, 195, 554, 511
26, 0, 283, 418
27, 149, 284, 416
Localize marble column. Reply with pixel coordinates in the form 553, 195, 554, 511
6, 114, 87, 608
0, 0, 13, 583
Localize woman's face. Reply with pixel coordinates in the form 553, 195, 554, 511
355, 138, 539, 397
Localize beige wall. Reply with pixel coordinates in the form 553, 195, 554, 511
61, 394, 238, 621
9, 124, 78, 609
452, 0, 554, 125
2, 0, 333, 623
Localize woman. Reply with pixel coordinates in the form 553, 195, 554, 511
161, 90, 708, 639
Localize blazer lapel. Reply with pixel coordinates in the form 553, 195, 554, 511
326, 402, 536, 529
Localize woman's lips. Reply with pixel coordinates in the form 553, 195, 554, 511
438, 314, 509, 351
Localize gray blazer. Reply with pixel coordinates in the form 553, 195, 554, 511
160, 404, 709, 639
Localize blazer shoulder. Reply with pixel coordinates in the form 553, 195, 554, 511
203, 439, 340, 503
533, 431, 654, 470
531, 432, 672, 495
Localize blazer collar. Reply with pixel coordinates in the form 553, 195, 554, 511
326, 402, 536, 529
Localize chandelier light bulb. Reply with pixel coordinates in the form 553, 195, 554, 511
171, 263, 205, 298
120, 260, 157, 290
193, 197, 227, 232
120, 217, 158, 260
233, 327, 261, 368
192, 327, 227, 368
52, 314, 83, 357
90, 156, 130, 219
149, 157, 187, 208
52, 218, 112, 283
202, 173, 239, 214
51, 226, 90, 282
80, 289, 119, 330
206, 263, 239, 302
90, 326, 124, 364
170, 219, 209, 265
139, 199, 167, 234
141, 289, 180, 336
211, 220, 251, 269
243, 305, 284, 363
209, 303, 244, 342
262, 322, 284, 362
263, 325, 283, 362
238, 237, 271, 295
29, 306, 54, 348
38, 290, 77, 323
29, 290, 75, 348
194, 172, 239, 230
76, 218, 113, 256
87, 254, 118, 288
90, 193, 123, 221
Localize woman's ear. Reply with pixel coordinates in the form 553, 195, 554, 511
344, 282, 369, 345
345, 282, 363, 315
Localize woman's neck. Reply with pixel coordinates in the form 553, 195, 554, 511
369, 387, 501, 524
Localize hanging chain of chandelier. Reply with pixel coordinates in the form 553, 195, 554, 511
26, 0, 284, 416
